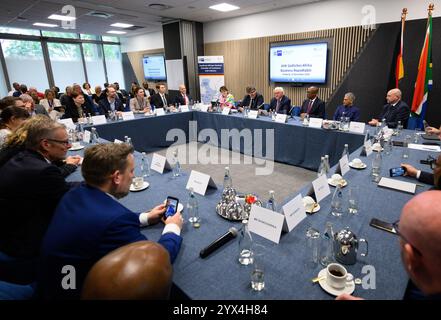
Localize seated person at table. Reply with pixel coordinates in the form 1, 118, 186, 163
300, 86, 326, 119
401, 154, 441, 189
63, 92, 95, 123
37, 143, 183, 299
368, 88, 410, 129
269, 87, 291, 115
0, 119, 79, 284
98, 85, 125, 117
150, 83, 170, 109
218, 86, 235, 109
237, 86, 264, 113
174, 84, 192, 106
40, 89, 63, 120
130, 86, 151, 113
425, 125, 441, 139
338, 190, 441, 300
19, 94, 48, 117
0, 105, 30, 148
333, 92, 360, 122
82, 241, 173, 300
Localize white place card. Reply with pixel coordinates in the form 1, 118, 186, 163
248, 205, 285, 244
155, 108, 165, 116
150, 153, 171, 174
349, 121, 366, 134
248, 110, 259, 119
121, 111, 135, 120
312, 174, 331, 203
282, 194, 307, 233
58, 118, 76, 130
339, 155, 350, 176
364, 140, 373, 156
200, 104, 209, 112
114, 139, 123, 144
83, 130, 91, 144
378, 177, 416, 194
91, 115, 107, 125
222, 107, 231, 115
186, 170, 218, 196
407, 143, 441, 152
275, 114, 288, 123
180, 105, 190, 112
308, 118, 323, 128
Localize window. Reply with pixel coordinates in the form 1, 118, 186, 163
102, 36, 119, 43
0, 27, 40, 36
0, 58, 7, 97
1, 39, 49, 91
80, 34, 99, 41
104, 44, 125, 87
48, 42, 85, 90
82, 43, 106, 87
42, 31, 77, 39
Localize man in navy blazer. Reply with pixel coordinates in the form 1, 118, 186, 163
174, 84, 192, 106
368, 88, 410, 129
300, 86, 326, 119
38, 143, 183, 299
269, 87, 291, 114
98, 85, 125, 117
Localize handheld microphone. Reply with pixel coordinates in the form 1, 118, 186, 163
199, 227, 238, 258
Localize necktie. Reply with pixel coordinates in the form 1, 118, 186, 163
276, 99, 280, 113
162, 94, 167, 107
249, 98, 253, 108
307, 100, 313, 114
184, 94, 188, 105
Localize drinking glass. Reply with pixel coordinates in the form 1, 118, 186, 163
348, 185, 359, 215
306, 227, 321, 266
402, 135, 411, 159
250, 244, 265, 291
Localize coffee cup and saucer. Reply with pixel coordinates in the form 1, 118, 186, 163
130, 177, 150, 192
317, 263, 355, 296
349, 158, 367, 170
328, 174, 347, 187
372, 143, 384, 152
69, 142, 84, 151
302, 196, 320, 214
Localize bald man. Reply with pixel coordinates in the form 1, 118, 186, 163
174, 84, 192, 106
368, 88, 410, 129
82, 241, 172, 300
269, 87, 291, 115
300, 86, 326, 119
338, 190, 441, 300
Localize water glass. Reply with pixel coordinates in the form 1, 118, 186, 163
402, 135, 411, 159
348, 185, 359, 215
306, 227, 321, 265
413, 128, 421, 144
250, 244, 265, 291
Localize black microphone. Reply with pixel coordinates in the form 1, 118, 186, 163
199, 227, 238, 258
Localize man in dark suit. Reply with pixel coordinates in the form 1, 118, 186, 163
238, 86, 264, 112
401, 154, 441, 189
174, 84, 192, 106
300, 86, 326, 119
37, 143, 183, 299
98, 85, 125, 117
269, 87, 291, 114
0, 120, 79, 284
150, 83, 170, 109
368, 88, 410, 129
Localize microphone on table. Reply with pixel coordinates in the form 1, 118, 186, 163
199, 227, 238, 259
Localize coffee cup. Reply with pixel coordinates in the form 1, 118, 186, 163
326, 263, 347, 289
302, 196, 316, 212
331, 173, 343, 184
372, 142, 382, 151
71, 142, 81, 149
352, 158, 363, 167
133, 177, 144, 189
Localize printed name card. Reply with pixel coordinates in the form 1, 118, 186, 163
58, 118, 76, 130
114, 139, 123, 144
312, 174, 331, 203
180, 105, 190, 112
248, 110, 259, 119
200, 104, 209, 112
121, 111, 135, 120
83, 130, 91, 143
275, 114, 288, 123
364, 140, 373, 156
91, 115, 107, 125
349, 121, 366, 134
282, 194, 307, 233
150, 153, 170, 174
155, 108, 165, 116
308, 118, 323, 128
339, 155, 350, 176
186, 170, 218, 196
248, 205, 285, 244
222, 107, 231, 115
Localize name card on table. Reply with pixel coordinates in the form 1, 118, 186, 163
349, 121, 366, 134
58, 118, 76, 130
275, 114, 288, 123
378, 177, 416, 194
83, 130, 91, 144
155, 108, 165, 116
248, 110, 259, 119
222, 107, 231, 115
308, 118, 323, 128
200, 104, 209, 112
91, 115, 107, 125
407, 143, 441, 152
121, 111, 135, 120
114, 139, 123, 144
150, 153, 171, 174
282, 194, 307, 233
248, 205, 285, 244
339, 155, 350, 176
360, 140, 373, 157
311, 174, 331, 203
186, 170, 218, 196
180, 105, 190, 112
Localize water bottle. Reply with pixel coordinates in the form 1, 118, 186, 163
187, 188, 200, 228
341, 144, 349, 159
125, 137, 133, 147
330, 183, 344, 217
172, 150, 181, 178
244, 106, 249, 118
320, 222, 335, 267
317, 156, 326, 177
141, 152, 150, 178
223, 166, 233, 190
91, 127, 99, 144
266, 190, 277, 212
384, 138, 393, 155
371, 150, 382, 182
238, 220, 253, 265
324, 155, 330, 174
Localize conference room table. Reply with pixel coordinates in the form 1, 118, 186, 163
67, 117, 438, 300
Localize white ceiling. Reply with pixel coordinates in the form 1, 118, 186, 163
0, 0, 328, 37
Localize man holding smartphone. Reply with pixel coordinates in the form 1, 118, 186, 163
401, 154, 441, 189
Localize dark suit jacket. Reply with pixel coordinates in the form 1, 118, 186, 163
62, 98, 95, 123
174, 93, 192, 106
98, 98, 125, 117
418, 171, 435, 186
239, 93, 264, 110
300, 97, 326, 119
150, 93, 170, 109
269, 95, 291, 114
379, 100, 410, 128
37, 183, 182, 299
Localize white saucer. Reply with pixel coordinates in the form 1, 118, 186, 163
305, 203, 320, 214
317, 268, 355, 297
372, 148, 384, 152
69, 145, 85, 151
130, 181, 150, 192
328, 179, 348, 187
349, 162, 367, 170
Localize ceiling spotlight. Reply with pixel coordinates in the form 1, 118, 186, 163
107, 30, 127, 34
209, 3, 240, 12
110, 23, 134, 28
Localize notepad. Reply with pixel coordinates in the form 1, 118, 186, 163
407, 144, 441, 152
378, 177, 416, 194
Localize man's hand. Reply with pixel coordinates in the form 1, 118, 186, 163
401, 164, 418, 178
65, 155, 82, 166
336, 293, 364, 300
426, 126, 441, 135
164, 211, 183, 229
368, 119, 379, 126
147, 204, 166, 225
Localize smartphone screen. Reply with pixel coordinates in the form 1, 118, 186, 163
369, 218, 398, 234
389, 167, 406, 177
164, 197, 179, 218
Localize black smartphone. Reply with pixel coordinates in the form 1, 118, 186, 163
369, 218, 398, 235
164, 196, 179, 218
389, 166, 406, 177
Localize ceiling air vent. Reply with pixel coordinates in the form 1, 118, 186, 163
86, 11, 114, 19
147, 3, 173, 11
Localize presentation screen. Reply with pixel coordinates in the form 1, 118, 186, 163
143, 55, 167, 81
269, 42, 328, 84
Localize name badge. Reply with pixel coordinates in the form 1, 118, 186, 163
282, 194, 307, 233
83, 130, 91, 143
312, 174, 331, 203
180, 105, 189, 112
91, 115, 107, 125
186, 170, 217, 196
155, 108, 165, 116
248, 110, 259, 119
200, 104, 209, 112
308, 118, 323, 128
349, 121, 366, 134
364, 140, 373, 156
275, 114, 288, 123
114, 139, 123, 144
58, 118, 76, 130
150, 153, 171, 174
339, 154, 350, 176
121, 111, 135, 120
222, 107, 231, 115
248, 205, 285, 244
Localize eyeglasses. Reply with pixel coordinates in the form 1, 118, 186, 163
393, 220, 422, 256
45, 138, 71, 146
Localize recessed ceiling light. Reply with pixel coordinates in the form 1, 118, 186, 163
110, 23, 134, 28
33, 22, 58, 27
106, 30, 127, 34
48, 14, 76, 21
209, 3, 240, 12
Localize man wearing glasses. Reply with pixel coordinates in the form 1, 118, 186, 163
401, 154, 441, 189
0, 119, 80, 285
